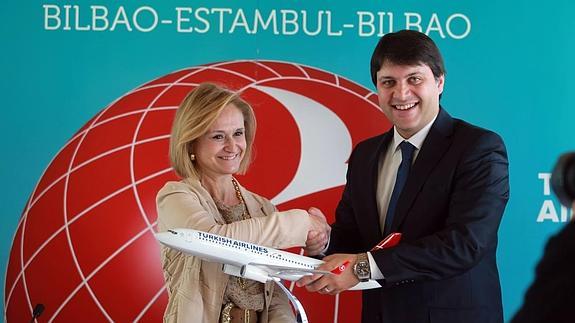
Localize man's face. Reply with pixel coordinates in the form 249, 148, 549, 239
375, 62, 444, 138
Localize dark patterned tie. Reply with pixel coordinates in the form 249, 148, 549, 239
384, 141, 416, 235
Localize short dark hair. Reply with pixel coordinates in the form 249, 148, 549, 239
370, 30, 446, 86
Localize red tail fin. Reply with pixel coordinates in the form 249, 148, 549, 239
370, 233, 402, 252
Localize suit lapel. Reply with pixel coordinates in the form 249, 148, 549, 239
185, 178, 227, 224
357, 131, 393, 245
391, 108, 454, 231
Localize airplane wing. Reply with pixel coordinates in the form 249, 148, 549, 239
249, 263, 333, 278
252, 263, 382, 290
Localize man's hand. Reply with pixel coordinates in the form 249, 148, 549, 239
305, 207, 331, 256
296, 253, 360, 295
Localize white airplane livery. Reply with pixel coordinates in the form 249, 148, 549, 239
155, 228, 382, 290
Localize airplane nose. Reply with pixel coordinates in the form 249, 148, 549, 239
154, 232, 168, 245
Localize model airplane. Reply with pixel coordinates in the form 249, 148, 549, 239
155, 228, 401, 290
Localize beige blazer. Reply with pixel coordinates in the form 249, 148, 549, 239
156, 178, 311, 323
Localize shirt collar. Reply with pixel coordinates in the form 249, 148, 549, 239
392, 113, 438, 152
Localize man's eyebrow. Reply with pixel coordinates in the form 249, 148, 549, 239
378, 72, 422, 80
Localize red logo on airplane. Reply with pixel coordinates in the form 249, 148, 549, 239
5, 60, 389, 322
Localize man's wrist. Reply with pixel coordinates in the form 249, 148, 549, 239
353, 253, 371, 282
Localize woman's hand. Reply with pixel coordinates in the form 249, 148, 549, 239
305, 207, 331, 256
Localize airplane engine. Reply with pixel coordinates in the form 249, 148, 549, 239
222, 264, 242, 277
222, 264, 270, 284
241, 265, 271, 283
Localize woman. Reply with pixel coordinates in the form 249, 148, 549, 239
157, 83, 328, 323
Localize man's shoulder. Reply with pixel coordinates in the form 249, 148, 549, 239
435, 108, 502, 141
451, 117, 504, 144
453, 117, 488, 132
355, 131, 390, 151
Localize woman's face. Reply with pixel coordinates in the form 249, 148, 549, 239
194, 103, 246, 179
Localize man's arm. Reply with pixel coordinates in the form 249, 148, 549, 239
374, 130, 509, 284
326, 147, 365, 254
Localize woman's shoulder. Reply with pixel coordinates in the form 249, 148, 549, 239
239, 185, 276, 214
246, 190, 270, 203
157, 179, 203, 199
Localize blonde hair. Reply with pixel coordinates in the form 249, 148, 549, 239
169, 83, 256, 179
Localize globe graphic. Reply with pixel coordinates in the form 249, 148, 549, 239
4, 60, 389, 322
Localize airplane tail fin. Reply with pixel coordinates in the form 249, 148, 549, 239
370, 232, 402, 252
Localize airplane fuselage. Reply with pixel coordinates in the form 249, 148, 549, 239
156, 228, 381, 289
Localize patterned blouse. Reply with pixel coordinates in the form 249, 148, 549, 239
216, 200, 265, 312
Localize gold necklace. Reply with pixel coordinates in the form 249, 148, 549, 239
231, 178, 250, 289
231, 178, 250, 220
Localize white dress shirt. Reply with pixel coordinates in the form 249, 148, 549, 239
368, 113, 438, 280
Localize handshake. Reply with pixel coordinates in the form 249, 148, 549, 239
304, 207, 331, 256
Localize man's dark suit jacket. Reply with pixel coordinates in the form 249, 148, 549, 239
327, 108, 510, 323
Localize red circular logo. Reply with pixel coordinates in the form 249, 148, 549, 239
5, 60, 389, 322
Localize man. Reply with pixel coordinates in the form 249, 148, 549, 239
511, 152, 575, 323
299, 30, 510, 323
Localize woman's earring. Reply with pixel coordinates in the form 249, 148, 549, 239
190, 154, 196, 161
